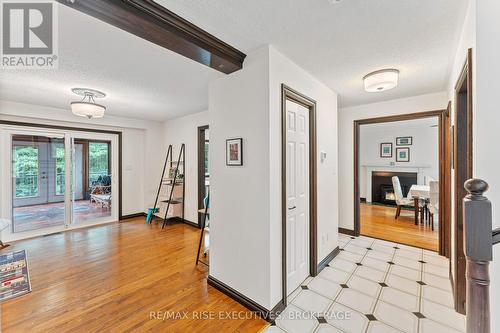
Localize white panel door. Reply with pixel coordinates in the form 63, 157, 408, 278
286, 99, 310, 295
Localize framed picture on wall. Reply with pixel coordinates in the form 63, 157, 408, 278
380, 143, 393, 158
226, 138, 243, 166
396, 147, 410, 162
396, 136, 413, 146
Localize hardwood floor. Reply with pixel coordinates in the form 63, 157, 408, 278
1, 218, 267, 332
360, 203, 438, 251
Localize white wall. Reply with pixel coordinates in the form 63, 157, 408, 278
0, 100, 165, 217
474, 0, 500, 330
209, 45, 338, 310
209, 46, 272, 308
359, 119, 439, 199
161, 110, 209, 224
338, 92, 448, 229
268, 46, 339, 306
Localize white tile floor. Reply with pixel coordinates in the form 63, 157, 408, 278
264, 234, 465, 333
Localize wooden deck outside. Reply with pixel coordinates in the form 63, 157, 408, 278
13, 200, 111, 232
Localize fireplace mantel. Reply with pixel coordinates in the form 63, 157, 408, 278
362, 164, 431, 169
362, 164, 431, 203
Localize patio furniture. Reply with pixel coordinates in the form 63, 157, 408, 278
90, 175, 112, 208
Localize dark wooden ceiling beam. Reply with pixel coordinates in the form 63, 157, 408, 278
57, 0, 246, 74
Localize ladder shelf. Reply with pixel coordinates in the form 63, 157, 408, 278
148, 144, 186, 228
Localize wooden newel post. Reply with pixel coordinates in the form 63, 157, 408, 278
463, 179, 492, 333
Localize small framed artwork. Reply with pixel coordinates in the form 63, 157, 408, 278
396, 147, 410, 162
396, 136, 413, 146
380, 143, 393, 158
226, 138, 243, 166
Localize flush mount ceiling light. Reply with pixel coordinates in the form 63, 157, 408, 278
70, 88, 106, 119
363, 69, 399, 93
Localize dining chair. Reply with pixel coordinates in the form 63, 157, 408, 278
428, 180, 439, 230
392, 176, 416, 219
425, 176, 436, 185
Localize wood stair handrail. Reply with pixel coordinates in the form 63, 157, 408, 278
462, 178, 496, 333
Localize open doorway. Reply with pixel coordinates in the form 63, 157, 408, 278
354, 110, 451, 253
197, 125, 210, 266
197, 125, 209, 226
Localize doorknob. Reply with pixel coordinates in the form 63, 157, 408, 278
288, 206, 296, 210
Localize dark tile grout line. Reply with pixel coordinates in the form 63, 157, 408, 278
417, 248, 424, 333
342, 241, 451, 293
339, 237, 403, 333
344, 237, 461, 332
362, 240, 401, 333
280, 236, 356, 333
331, 237, 371, 332
340, 237, 373, 333
292, 235, 457, 333
346, 237, 431, 333
273, 236, 440, 333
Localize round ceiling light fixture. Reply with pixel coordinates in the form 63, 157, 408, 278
70, 88, 106, 119
363, 69, 399, 93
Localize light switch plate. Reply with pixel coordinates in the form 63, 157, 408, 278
320, 151, 327, 163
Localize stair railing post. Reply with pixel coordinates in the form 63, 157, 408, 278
463, 179, 492, 333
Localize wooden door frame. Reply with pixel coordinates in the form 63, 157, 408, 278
353, 109, 450, 256
443, 102, 452, 258
281, 84, 318, 307
197, 125, 209, 227
453, 48, 473, 315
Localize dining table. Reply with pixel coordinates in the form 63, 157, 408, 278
408, 184, 430, 225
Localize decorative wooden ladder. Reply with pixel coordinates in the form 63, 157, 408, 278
148, 144, 186, 229
462, 179, 500, 333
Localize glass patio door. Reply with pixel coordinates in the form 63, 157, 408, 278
70, 132, 117, 226
1, 125, 119, 240
11, 132, 68, 233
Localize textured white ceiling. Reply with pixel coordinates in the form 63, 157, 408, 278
156, 0, 469, 107
0, 1, 468, 121
0, 4, 223, 121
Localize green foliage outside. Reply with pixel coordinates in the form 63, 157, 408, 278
56, 147, 65, 195
89, 142, 109, 185
14, 142, 110, 199
13, 146, 39, 198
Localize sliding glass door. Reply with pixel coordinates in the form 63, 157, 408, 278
10, 132, 67, 233
0, 125, 119, 241
71, 134, 115, 225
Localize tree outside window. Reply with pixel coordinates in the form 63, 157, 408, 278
89, 142, 110, 185
13, 146, 39, 198
55, 147, 65, 195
